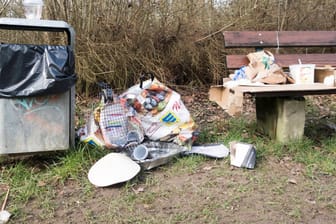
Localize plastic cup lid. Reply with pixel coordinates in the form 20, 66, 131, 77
88, 153, 141, 187
23, 0, 44, 5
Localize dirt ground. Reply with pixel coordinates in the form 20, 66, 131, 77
11, 87, 336, 223
19, 157, 336, 224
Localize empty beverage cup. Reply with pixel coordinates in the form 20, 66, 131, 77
23, 0, 44, 19
132, 144, 149, 161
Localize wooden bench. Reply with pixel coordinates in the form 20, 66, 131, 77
209, 31, 336, 142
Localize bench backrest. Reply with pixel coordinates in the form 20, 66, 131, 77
223, 31, 336, 70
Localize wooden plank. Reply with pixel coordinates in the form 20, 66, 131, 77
226, 53, 336, 69
231, 83, 336, 97
223, 31, 336, 48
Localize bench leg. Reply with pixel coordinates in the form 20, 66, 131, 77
256, 96, 305, 142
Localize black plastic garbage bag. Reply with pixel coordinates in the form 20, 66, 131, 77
0, 44, 76, 97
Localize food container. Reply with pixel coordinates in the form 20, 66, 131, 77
289, 64, 315, 84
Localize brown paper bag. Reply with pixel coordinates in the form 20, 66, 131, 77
247, 51, 294, 84
246, 50, 275, 80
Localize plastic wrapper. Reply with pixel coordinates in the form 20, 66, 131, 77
77, 113, 105, 147
0, 44, 76, 97
98, 102, 144, 149
120, 77, 197, 146
78, 84, 144, 149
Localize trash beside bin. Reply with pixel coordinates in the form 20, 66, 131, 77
0, 18, 76, 155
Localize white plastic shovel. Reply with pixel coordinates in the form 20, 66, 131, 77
0, 188, 11, 224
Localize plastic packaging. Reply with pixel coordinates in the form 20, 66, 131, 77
99, 103, 129, 148
120, 77, 196, 146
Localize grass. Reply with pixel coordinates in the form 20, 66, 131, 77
0, 103, 335, 223
0, 145, 104, 209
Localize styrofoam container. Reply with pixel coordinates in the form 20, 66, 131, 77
289, 64, 315, 84
0, 91, 73, 155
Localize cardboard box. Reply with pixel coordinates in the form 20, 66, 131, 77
315, 66, 335, 86
209, 84, 244, 116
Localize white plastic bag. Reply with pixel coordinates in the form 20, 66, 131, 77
120, 77, 196, 145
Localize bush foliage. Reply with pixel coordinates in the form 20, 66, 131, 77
1, 0, 336, 95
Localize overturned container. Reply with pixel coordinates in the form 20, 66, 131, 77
229, 142, 256, 169
0, 18, 76, 155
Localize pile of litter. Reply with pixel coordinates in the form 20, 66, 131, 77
78, 75, 257, 187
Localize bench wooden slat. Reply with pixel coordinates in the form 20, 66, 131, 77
226, 53, 336, 69
231, 83, 336, 97
223, 31, 336, 48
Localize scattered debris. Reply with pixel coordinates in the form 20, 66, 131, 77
202, 166, 213, 171
132, 187, 145, 194
288, 178, 297, 185
184, 144, 229, 159
81, 76, 259, 187
88, 153, 141, 187
132, 141, 188, 170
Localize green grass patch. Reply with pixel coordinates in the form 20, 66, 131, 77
0, 144, 107, 214
198, 115, 336, 176
0, 108, 335, 222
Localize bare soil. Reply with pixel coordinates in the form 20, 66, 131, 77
9, 87, 336, 223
